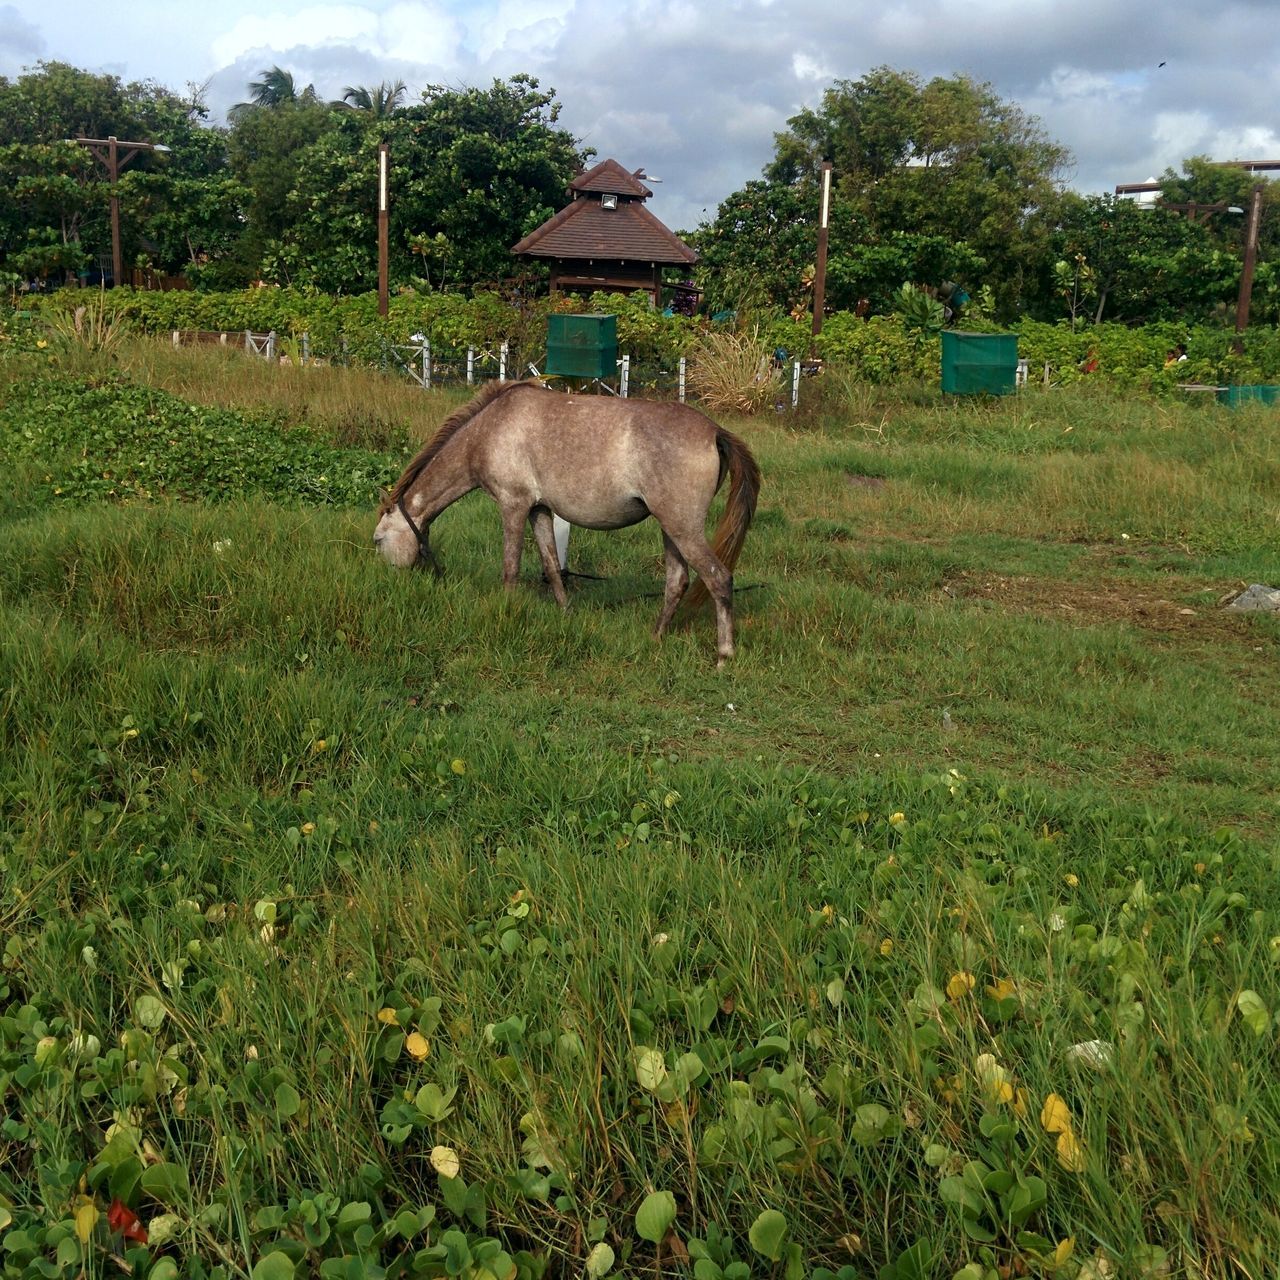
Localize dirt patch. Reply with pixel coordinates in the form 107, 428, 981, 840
844, 472, 888, 490
946, 570, 1262, 643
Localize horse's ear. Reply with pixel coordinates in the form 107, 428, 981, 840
378, 487, 390, 503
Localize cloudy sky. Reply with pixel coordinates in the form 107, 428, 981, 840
3, 0, 1278, 230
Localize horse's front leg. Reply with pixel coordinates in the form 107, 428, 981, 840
499, 503, 531, 589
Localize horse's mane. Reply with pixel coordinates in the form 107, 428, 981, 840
379, 380, 535, 513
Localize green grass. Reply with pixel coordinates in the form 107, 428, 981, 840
2, 340, 1280, 1280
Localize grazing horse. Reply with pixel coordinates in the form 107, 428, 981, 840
373, 380, 760, 662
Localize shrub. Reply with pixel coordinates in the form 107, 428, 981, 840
816, 313, 939, 384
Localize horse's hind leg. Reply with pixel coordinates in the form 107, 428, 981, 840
666, 528, 735, 664
653, 532, 689, 638
529, 507, 568, 609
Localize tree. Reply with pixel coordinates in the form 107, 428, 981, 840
687, 179, 833, 315
229, 66, 317, 122
339, 81, 408, 118
274, 75, 588, 292
225, 94, 332, 283
1050, 193, 1241, 324
757, 67, 1070, 315
0, 61, 233, 284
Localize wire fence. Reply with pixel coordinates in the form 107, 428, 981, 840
167, 328, 807, 410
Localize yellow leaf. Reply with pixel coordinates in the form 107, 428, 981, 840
985, 977, 1017, 1001
450, 759, 466, 776
663, 1098, 689, 1127
879, 938, 894, 957
1056, 1127, 1086, 1172
404, 1032, 430, 1060
377, 1007, 400, 1026
1040, 1093, 1072, 1134
430, 1145, 460, 1178
74, 1197, 98, 1244
946, 971, 975, 1001
1055, 1237, 1076, 1266
975, 1053, 1013, 1103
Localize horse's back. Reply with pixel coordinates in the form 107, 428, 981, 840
482, 388, 723, 529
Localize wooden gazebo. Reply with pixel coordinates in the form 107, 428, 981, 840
511, 158, 697, 305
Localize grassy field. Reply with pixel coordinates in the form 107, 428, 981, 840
2, 335, 1279, 1280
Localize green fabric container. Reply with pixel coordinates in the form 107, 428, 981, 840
941, 331, 1018, 395
546, 314, 618, 379
1217, 384, 1280, 407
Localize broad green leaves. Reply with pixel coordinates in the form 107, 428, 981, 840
1236, 989, 1272, 1036
747, 1210, 788, 1261
634, 1191, 676, 1244
252, 1252, 296, 1280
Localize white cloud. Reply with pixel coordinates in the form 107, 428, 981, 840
7, 0, 1280, 231
210, 2, 462, 68
791, 52, 830, 83
0, 3, 45, 74
467, 0, 570, 61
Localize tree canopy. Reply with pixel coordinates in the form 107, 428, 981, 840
0, 60, 1274, 329
696, 67, 1069, 320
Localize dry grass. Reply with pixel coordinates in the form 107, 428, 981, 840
118, 339, 461, 450
685, 329, 783, 415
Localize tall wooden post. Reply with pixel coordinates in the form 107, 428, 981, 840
1233, 183, 1264, 354
811, 159, 833, 349
107, 136, 123, 288
378, 143, 390, 317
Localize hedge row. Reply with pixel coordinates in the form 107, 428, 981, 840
22, 288, 1280, 388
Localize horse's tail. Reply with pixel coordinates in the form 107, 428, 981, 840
685, 427, 761, 611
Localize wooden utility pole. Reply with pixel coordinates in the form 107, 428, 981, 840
378, 143, 390, 317
1234, 183, 1265, 353
70, 135, 170, 286
811, 159, 833, 347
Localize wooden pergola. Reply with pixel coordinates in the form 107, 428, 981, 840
511, 158, 697, 306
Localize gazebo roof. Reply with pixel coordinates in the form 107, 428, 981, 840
511, 157, 697, 266
569, 158, 653, 199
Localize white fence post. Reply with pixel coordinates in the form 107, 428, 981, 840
423, 340, 432, 390
552, 516, 571, 572
244, 329, 252, 354
500, 340, 508, 382
467, 347, 475, 385
267, 330, 276, 361
171, 329, 180, 348
678, 355, 686, 403
620, 354, 630, 399
302, 332, 311, 365
792, 360, 801, 408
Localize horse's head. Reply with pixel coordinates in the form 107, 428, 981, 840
373, 491, 441, 573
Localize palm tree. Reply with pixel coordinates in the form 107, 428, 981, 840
338, 80, 408, 119
229, 66, 317, 122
